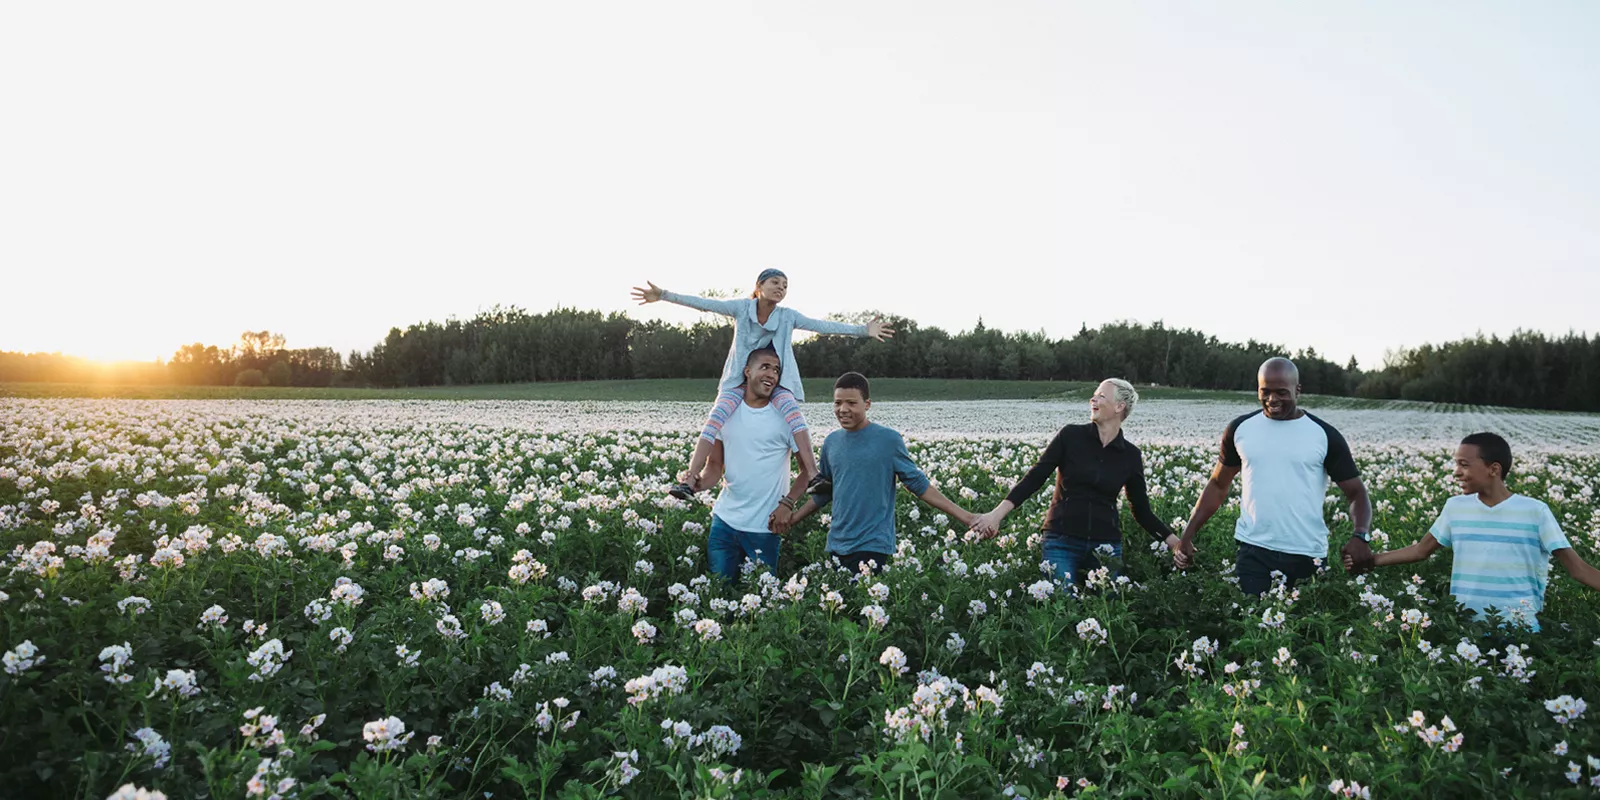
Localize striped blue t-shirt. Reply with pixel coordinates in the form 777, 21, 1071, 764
1430, 493, 1571, 631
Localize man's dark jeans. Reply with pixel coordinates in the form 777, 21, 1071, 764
1236, 541, 1318, 595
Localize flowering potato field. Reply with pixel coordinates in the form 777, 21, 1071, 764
2, 398, 1599, 799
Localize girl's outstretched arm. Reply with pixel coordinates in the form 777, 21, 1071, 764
789, 311, 876, 338
632, 280, 744, 316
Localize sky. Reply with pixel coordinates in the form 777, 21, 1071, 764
2, 2, 1597, 369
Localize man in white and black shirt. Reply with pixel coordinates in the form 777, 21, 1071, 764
1174, 358, 1374, 595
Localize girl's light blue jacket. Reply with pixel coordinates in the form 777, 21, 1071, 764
661, 291, 868, 402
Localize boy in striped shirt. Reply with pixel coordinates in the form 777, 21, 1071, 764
1347, 433, 1600, 631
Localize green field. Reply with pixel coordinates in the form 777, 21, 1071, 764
1, 378, 1269, 403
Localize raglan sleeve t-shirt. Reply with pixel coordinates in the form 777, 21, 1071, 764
1224, 411, 1359, 559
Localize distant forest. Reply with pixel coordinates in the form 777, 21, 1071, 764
4, 307, 1598, 412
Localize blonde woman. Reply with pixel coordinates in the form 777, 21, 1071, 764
971, 379, 1181, 584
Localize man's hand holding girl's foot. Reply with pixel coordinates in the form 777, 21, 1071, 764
669, 470, 704, 501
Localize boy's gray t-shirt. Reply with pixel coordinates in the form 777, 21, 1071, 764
811, 422, 930, 555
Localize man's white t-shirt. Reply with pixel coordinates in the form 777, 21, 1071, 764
1222, 411, 1359, 559
712, 400, 796, 532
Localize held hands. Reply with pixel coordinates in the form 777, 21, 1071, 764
1171, 536, 1197, 570
1340, 537, 1375, 575
630, 281, 664, 305
768, 503, 796, 537
953, 508, 979, 532
969, 509, 1003, 539
866, 317, 896, 341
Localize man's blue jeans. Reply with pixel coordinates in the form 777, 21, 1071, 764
1042, 537, 1121, 585
708, 515, 780, 582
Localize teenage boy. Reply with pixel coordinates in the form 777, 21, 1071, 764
783, 372, 977, 574
1346, 432, 1600, 631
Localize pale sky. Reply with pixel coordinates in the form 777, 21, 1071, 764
3, 2, 1596, 369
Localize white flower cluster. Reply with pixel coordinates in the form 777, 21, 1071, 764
1326, 778, 1372, 798
1393, 710, 1464, 753
3, 640, 44, 675
99, 642, 136, 685
409, 578, 450, 603
106, 786, 167, 800
246, 639, 292, 682
152, 668, 200, 699
1075, 618, 1108, 646
879, 646, 908, 677
624, 664, 690, 706
363, 716, 415, 753
880, 670, 1003, 745
659, 719, 743, 759
126, 728, 171, 769
1545, 695, 1587, 726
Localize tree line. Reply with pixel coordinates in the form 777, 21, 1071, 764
3, 307, 1597, 412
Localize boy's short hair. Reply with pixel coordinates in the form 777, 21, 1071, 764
835, 372, 870, 400
746, 346, 780, 369
1461, 432, 1513, 479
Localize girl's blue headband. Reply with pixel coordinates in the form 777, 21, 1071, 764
756, 268, 787, 284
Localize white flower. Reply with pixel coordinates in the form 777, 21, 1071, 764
126, 727, 171, 769
152, 668, 200, 699
1545, 695, 1587, 725
632, 619, 658, 644
3, 640, 44, 675
117, 596, 152, 616
879, 646, 908, 676
362, 716, 415, 752
1026, 580, 1055, 602
694, 619, 723, 642
945, 632, 967, 657
328, 627, 354, 653
435, 614, 466, 641
330, 577, 366, 607
860, 604, 890, 630
395, 644, 421, 668
1075, 618, 1108, 646
480, 601, 506, 626
624, 664, 689, 706
409, 578, 450, 603
246, 639, 292, 682
197, 604, 229, 629
99, 642, 136, 684
617, 587, 649, 616
303, 599, 333, 625
106, 785, 168, 800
